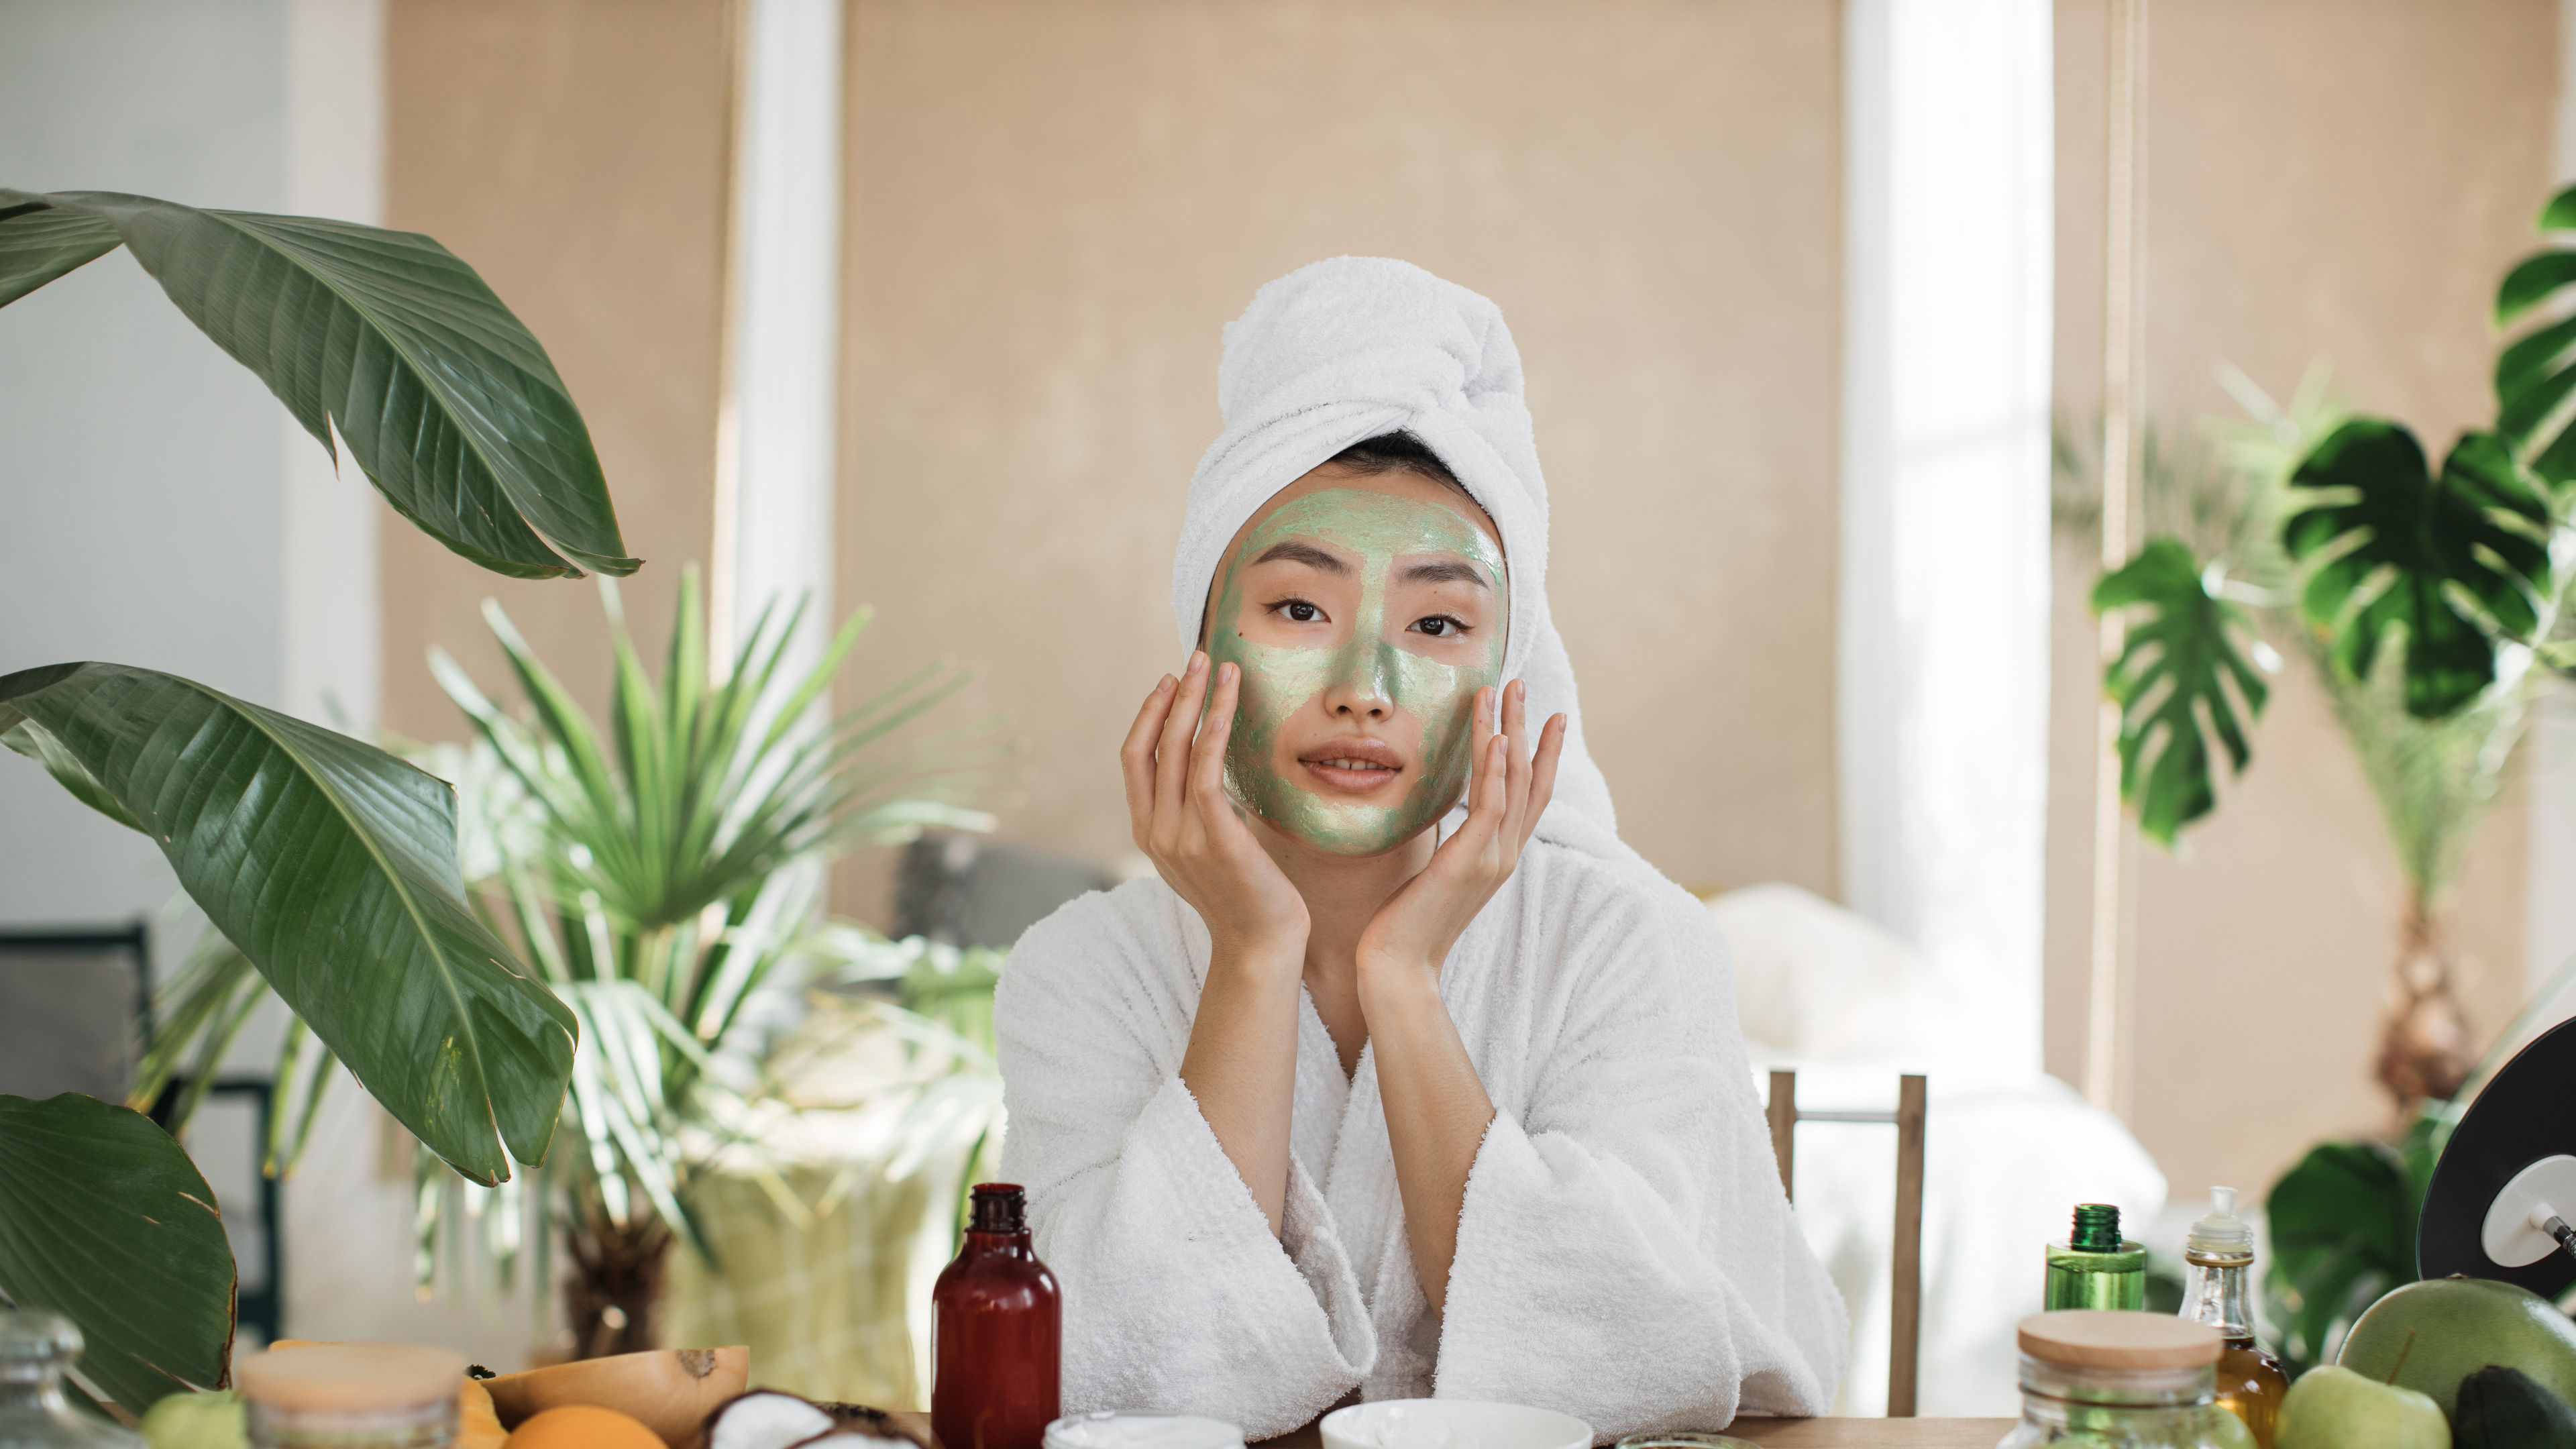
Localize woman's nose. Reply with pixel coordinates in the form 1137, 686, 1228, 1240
1320, 637, 1397, 720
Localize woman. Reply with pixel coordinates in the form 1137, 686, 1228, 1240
994, 258, 1845, 1438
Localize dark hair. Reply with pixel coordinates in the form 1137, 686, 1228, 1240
1324, 432, 1468, 495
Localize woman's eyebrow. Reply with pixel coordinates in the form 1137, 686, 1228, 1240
1252, 540, 1350, 574
1399, 559, 1492, 589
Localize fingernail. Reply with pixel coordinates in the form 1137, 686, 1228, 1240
1188, 651, 1208, 675
1156, 675, 1176, 693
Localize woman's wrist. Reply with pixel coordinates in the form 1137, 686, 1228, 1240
1354, 949, 1444, 1014
1209, 930, 1307, 984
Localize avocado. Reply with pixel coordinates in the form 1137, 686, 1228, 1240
2453, 1365, 2576, 1449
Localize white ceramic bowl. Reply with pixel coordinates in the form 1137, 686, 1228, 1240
1320, 1399, 1593, 1449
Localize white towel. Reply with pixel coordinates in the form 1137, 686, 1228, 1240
998, 258, 1847, 1440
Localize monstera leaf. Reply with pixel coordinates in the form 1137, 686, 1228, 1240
0, 662, 576, 1186
0, 1094, 235, 1413
2263, 1110, 2440, 1374
2092, 537, 2276, 847
2284, 423, 2553, 718
2495, 182, 2576, 486
0, 189, 636, 578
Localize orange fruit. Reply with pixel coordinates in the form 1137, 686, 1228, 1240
504, 1404, 665, 1449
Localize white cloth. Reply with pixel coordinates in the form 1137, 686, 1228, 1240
998, 258, 1847, 1439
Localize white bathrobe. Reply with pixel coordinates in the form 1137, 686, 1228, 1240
994, 258, 1847, 1440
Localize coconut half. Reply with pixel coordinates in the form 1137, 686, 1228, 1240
703, 1389, 839, 1449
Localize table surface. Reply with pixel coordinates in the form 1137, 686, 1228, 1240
892, 1413, 2012, 1448
1256, 1419, 2010, 1448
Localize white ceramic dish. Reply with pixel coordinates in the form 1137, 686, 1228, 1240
1044, 1411, 1247, 1449
1319, 1399, 1593, 1449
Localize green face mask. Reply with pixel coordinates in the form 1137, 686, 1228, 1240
1206, 486, 1508, 855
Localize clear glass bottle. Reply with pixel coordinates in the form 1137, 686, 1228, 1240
2002, 1311, 2253, 1449
2045, 1202, 2148, 1310
234, 1342, 463, 1449
2176, 1188, 2288, 1448
0, 1312, 144, 1449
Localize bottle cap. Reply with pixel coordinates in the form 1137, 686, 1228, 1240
235, 1343, 465, 1411
2068, 1202, 2125, 1252
2187, 1186, 2254, 1255
969, 1182, 1028, 1234
2019, 1311, 2220, 1369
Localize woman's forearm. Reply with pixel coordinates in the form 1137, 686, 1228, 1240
1361, 968, 1495, 1316
1179, 945, 1306, 1236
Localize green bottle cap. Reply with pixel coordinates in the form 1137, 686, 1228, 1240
2070, 1202, 2123, 1252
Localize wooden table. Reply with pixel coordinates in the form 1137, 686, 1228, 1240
898, 1411, 2013, 1448
1251, 1418, 2011, 1448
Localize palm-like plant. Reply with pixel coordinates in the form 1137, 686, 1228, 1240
145, 568, 994, 1357
2080, 177, 2576, 1114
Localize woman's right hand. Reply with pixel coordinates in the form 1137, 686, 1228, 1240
1121, 651, 1309, 969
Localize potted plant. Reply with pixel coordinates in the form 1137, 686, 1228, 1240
2080, 182, 2576, 1366
0, 186, 977, 1412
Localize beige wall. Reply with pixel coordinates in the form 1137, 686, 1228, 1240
381, 0, 733, 741
2047, 0, 2554, 1202
836, 0, 1844, 920
368, 0, 2563, 1216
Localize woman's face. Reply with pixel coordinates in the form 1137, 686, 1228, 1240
1202, 465, 1508, 856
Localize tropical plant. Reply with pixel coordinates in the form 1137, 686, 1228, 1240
2078, 180, 2576, 1115
2062, 180, 2576, 1373
1, 185, 625, 1414
141, 570, 991, 1358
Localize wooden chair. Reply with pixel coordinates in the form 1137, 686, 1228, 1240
1766, 1069, 1928, 1417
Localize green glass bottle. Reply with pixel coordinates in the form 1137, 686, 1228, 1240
2044, 1202, 2147, 1310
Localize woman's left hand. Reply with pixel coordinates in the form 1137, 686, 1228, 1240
1356, 678, 1566, 988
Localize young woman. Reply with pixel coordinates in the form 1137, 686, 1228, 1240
994, 258, 1845, 1439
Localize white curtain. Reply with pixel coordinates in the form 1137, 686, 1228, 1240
1837, 0, 2056, 1077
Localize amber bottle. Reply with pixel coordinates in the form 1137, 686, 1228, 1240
933, 1183, 1062, 1449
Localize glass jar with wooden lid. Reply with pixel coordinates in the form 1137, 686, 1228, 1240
233, 1344, 464, 1449
1999, 1311, 2255, 1448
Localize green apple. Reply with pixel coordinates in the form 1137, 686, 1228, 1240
136, 1389, 246, 1449
2277, 1365, 2451, 1449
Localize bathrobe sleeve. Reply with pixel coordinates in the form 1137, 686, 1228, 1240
1432, 854, 1849, 1434
995, 881, 1375, 1438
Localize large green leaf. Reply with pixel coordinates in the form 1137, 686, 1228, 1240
0, 1094, 235, 1413
0, 186, 636, 579
2284, 423, 2554, 718
2092, 537, 2275, 847
0, 200, 121, 306
2263, 1113, 2438, 1374
2495, 180, 2576, 484
0, 661, 576, 1185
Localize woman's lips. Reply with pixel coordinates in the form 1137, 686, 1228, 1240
1298, 740, 1404, 796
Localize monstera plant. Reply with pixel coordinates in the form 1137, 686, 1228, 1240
2077, 182, 2576, 1367
2090, 183, 2576, 1110
0, 187, 625, 1412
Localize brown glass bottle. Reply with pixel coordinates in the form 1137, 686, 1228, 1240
933, 1183, 1062, 1449
2177, 1187, 2287, 1448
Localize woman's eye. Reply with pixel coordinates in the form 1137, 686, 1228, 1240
1279, 600, 1322, 623
1413, 616, 1466, 638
